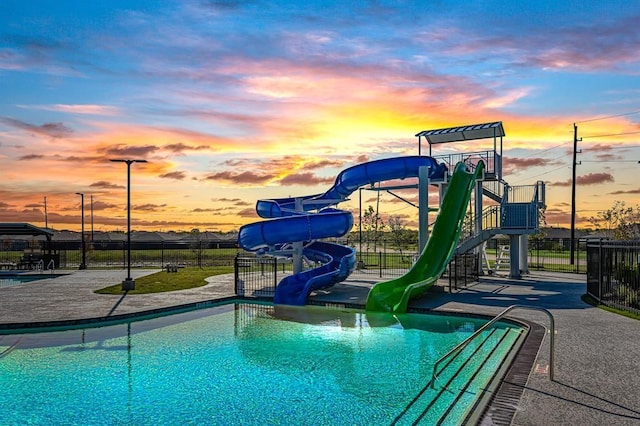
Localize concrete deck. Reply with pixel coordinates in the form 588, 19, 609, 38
1, 270, 640, 425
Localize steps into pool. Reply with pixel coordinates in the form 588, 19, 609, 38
392, 325, 523, 425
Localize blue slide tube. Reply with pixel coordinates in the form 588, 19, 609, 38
238, 156, 446, 305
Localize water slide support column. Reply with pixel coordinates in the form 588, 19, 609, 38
293, 197, 304, 274
509, 234, 521, 279
475, 179, 484, 274
418, 166, 430, 253
519, 235, 529, 274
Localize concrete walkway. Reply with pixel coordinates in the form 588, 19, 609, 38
0, 270, 235, 324
1, 270, 640, 425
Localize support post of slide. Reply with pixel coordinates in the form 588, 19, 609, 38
418, 166, 430, 253
474, 179, 484, 274
509, 234, 521, 279
293, 197, 304, 274
519, 235, 529, 274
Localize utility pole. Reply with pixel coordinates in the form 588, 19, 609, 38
570, 123, 581, 265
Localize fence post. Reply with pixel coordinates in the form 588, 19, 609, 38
575, 240, 579, 274
597, 239, 602, 303
464, 254, 468, 285
234, 254, 239, 295
273, 257, 278, 291
379, 252, 382, 278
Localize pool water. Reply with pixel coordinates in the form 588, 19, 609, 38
0, 302, 524, 425
0, 274, 59, 288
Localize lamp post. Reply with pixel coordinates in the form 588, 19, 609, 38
110, 159, 147, 291
91, 194, 94, 242
75, 192, 87, 270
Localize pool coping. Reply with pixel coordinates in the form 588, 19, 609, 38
0, 295, 240, 333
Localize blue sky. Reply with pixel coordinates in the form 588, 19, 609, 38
1, 0, 639, 231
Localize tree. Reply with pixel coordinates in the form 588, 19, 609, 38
388, 215, 412, 256
361, 205, 386, 252
588, 201, 640, 240
189, 228, 204, 267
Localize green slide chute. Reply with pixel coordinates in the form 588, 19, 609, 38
365, 161, 485, 313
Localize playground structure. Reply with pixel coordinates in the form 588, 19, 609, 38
237, 121, 545, 309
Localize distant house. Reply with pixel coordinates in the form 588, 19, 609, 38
529, 227, 589, 250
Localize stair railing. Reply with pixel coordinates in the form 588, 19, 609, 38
431, 304, 555, 389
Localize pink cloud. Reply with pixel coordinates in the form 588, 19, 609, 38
278, 173, 334, 186
551, 172, 615, 187
159, 171, 187, 180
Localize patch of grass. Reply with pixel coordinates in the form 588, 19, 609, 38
95, 266, 233, 295
581, 294, 640, 321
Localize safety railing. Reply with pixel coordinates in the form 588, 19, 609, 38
482, 180, 507, 203
433, 150, 498, 179
431, 305, 555, 388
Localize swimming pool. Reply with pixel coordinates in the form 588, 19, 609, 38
0, 273, 60, 288
0, 273, 59, 288
0, 302, 525, 425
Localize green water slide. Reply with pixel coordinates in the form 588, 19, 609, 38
365, 161, 485, 313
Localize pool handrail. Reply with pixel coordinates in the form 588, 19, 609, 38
431, 304, 555, 389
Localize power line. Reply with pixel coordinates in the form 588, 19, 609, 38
510, 164, 570, 184
581, 130, 640, 139
580, 160, 639, 163
575, 110, 640, 124
517, 140, 573, 159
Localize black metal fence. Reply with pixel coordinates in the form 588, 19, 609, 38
446, 253, 479, 292
587, 239, 640, 315
485, 237, 587, 274
355, 251, 416, 278
234, 255, 293, 298
234, 250, 480, 299
0, 239, 240, 269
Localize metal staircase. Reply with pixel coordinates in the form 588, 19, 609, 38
493, 245, 511, 273
455, 180, 545, 256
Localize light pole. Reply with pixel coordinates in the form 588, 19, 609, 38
110, 159, 147, 290
75, 192, 87, 270
91, 194, 94, 242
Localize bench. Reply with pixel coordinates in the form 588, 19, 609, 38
0, 262, 17, 270
164, 263, 186, 273
18, 250, 43, 270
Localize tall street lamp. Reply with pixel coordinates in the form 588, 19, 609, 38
110, 159, 147, 291
75, 192, 87, 270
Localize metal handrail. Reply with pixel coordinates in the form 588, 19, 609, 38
431, 304, 555, 389
47, 259, 55, 273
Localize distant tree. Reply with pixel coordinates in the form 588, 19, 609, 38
588, 201, 640, 240
388, 216, 412, 256
530, 205, 548, 246
362, 205, 386, 252
189, 228, 204, 266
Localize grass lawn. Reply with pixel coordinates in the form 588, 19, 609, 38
95, 266, 234, 295
581, 294, 640, 321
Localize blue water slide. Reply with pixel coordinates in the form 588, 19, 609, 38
274, 242, 357, 305
238, 156, 446, 306
255, 156, 447, 218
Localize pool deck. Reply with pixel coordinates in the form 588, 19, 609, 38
2, 270, 640, 425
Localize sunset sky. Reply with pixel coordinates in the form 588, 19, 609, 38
1, 0, 639, 233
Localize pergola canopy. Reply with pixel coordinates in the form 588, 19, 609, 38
416, 121, 505, 145
0, 223, 54, 237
